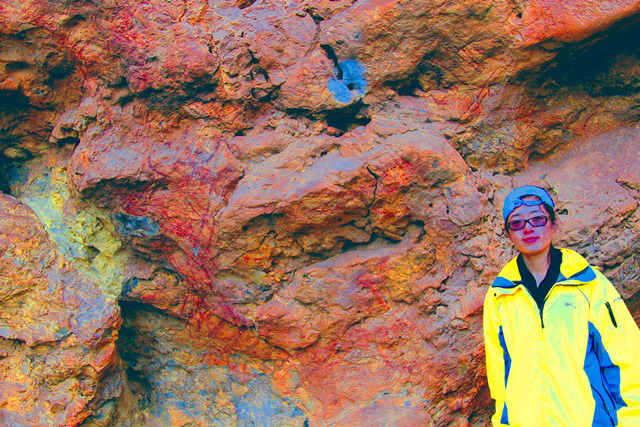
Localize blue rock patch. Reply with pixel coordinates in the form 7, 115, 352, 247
113, 212, 160, 238
121, 277, 139, 298
328, 59, 368, 104
231, 377, 307, 426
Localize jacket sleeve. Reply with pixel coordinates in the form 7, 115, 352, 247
591, 270, 640, 425
484, 289, 507, 426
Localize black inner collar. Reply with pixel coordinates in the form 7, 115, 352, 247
516, 246, 563, 311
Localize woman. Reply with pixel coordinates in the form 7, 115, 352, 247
484, 185, 640, 426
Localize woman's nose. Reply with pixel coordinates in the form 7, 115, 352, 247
522, 222, 535, 233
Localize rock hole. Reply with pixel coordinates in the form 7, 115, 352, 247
6, 61, 30, 72
237, 0, 257, 9
0, 168, 11, 195
116, 92, 135, 107
532, 12, 640, 90
85, 245, 100, 260
248, 49, 260, 65
256, 67, 270, 82
56, 136, 80, 148
305, 9, 324, 25
117, 301, 154, 410
341, 239, 360, 253
325, 100, 371, 133
250, 66, 270, 84
0, 88, 29, 112
320, 44, 343, 80
44, 54, 75, 81
60, 14, 85, 27
0, 150, 32, 195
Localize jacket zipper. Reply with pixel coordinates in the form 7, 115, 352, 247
519, 287, 545, 329
538, 281, 571, 329
506, 281, 573, 329
522, 287, 547, 329
538, 284, 559, 330
605, 302, 618, 327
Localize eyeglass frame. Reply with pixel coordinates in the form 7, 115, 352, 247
507, 215, 550, 231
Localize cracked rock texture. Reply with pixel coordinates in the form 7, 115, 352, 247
2, 0, 640, 426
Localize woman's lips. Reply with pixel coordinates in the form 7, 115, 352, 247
523, 237, 539, 243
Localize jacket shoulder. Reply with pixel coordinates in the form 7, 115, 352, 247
558, 248, 597, 282
491, 255, 520, 288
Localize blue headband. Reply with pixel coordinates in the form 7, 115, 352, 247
502, 186, 554, 221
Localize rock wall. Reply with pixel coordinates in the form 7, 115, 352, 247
2, 0, 640, 426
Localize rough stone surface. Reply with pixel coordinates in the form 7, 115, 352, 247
0, 195, 129, 426
2, 0, 640, 426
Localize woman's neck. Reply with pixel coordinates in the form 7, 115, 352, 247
522, 247, 552, 285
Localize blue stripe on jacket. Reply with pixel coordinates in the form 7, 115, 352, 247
569, 266, 597, 282
584, 322, 627, 426
499, 326, 511, 425
492, 277, 520, 288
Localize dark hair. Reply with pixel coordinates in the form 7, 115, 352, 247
504, 202, 556, 231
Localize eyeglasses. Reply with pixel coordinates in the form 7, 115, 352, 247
507, 215, 549, 231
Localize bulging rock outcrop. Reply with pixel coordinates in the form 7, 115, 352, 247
2, 0, 640, 426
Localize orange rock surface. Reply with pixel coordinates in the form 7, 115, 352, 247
2, 0, 640, 425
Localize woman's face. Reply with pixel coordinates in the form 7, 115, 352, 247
507, 203, 555, 256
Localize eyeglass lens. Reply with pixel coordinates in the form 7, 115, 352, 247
508, 216, 548, 231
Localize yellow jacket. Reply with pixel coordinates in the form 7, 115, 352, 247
484, 248, 640, 426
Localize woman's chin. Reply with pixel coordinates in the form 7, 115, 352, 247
518, 243, 550, 257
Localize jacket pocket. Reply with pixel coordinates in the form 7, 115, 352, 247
605, 302, 618, 328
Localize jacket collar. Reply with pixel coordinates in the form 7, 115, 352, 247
491, 248, 596, 293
